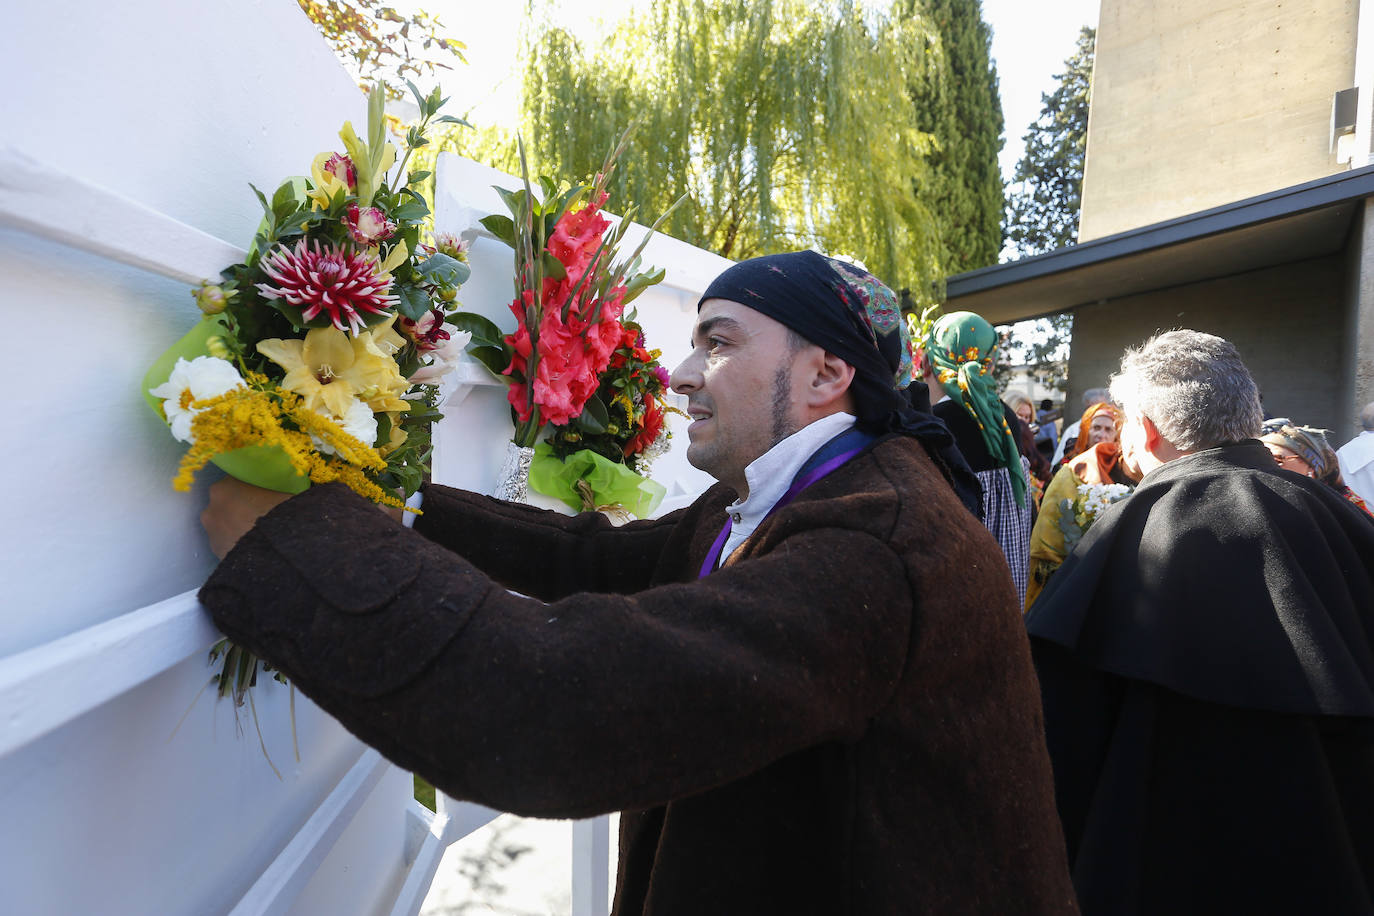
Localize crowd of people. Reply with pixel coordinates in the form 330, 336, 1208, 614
196, 253, 1374, 915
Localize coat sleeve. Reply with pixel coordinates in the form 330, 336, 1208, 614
411, 483, 687, 599
199, 483, 912, 819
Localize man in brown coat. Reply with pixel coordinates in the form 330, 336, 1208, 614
201, 252, 1076, 914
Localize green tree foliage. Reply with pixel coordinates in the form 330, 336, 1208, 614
903, 0, 1004, 273
998, 26, 1096, 393
1004, 26, 1094, 256
297, 0, 466, 97
502, 0, 962, 305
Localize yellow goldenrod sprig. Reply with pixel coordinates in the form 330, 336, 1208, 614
174, 381, 407, 510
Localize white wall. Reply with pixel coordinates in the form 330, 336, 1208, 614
1, 1, 417, 913
1, 3, 733, 913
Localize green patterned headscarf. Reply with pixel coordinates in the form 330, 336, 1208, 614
926, 311, 1027, 506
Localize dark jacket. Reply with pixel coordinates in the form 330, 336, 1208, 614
1026, 441, 1374, 914
201, 434, 1077, 915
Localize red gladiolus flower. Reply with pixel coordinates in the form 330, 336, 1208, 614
256, 239, 397, 334
548, 205, 610, 279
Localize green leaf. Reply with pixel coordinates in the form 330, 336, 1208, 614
271, 180, 301, 220
620, 267, 667, 306
469, 345, 514, 378
396, 285, 433, 321
374, 410, 392, 449
249, 182, 271, 216
541, 251, 567, 281
494, 185, 527, 218
575, 394, 609, 434
406, 79, 426, 113
449, 311, 506, 347
390, 202, 430, 221
408, 170, 432, 183
479, 214, 517, 247
416, 251, 472, 287
436, 115, 472, 127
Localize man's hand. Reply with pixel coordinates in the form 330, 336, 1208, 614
201, 477, 291, 559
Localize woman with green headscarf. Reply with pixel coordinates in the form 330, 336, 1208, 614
921, 311, 1032, 603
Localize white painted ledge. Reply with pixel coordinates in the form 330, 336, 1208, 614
0, 145, 245, 285
389, 795, 503, 916
0, 588, 218, 757
229, 748, 390, 916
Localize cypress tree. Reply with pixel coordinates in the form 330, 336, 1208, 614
902, 0, 1005, 273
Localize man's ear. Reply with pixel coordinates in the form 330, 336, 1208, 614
807, 350, 857, 409
1141, 413, 1164, 455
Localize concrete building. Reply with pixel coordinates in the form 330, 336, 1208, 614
951, 0, 1374, 437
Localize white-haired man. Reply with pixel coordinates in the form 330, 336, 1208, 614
1026, 330, 1374, 915
1338, 400, 1374, 504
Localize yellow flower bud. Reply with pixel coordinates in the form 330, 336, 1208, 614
192, 281, 234, 315
205, 336, 232, 359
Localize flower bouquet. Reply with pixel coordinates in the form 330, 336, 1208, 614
1057, 481, 1132, 553
145, 81, 471, 711
529, 315, 681, 519
452, 131, 682, 513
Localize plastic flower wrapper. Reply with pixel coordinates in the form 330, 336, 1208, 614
143, 80, 471, 728
1057, 481, 1133, 553
529, 443, 666, 520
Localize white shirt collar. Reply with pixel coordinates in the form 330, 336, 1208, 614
718, 412, 857, 565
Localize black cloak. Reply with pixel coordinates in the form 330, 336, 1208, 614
1025, 440, 1374, 914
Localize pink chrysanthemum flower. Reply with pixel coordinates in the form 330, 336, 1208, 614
256, 239, 397, 334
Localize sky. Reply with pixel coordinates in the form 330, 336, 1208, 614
426, 0, 1101, 187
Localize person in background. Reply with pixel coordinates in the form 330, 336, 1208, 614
1026, 330, 1374, 914
1025, 402, 1135, 609
922, 312, 1032, 605
1051, 387, 1111, 466
1338, 401, 1374, 504
1006, 391, 1052, 490
198, 251, 1078, 916
1261, 419, 1374, 519
1056, 401, 1121, 471
1035, 398, 1061, 460
1007, 391, 1036, 429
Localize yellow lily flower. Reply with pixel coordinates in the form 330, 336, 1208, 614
258, 326, 408, 419
339, 120, 396, 209
378, 410, 410, 456
365, 316, 409, 359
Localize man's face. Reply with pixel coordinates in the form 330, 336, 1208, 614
1088, 411, 1119, 446
670, 299, 804, 495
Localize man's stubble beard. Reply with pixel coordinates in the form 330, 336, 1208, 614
769, 362, 797, 447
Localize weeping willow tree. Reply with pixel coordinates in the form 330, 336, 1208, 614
493, 0, 948, 304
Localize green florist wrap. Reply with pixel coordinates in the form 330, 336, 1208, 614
529, 442, 666, 518
142, 316, 309, 494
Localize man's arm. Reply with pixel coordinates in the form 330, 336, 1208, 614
413, 483, 693, 599
199, 482, 911, 820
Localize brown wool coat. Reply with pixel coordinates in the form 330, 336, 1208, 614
200, 434, 1077, 915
